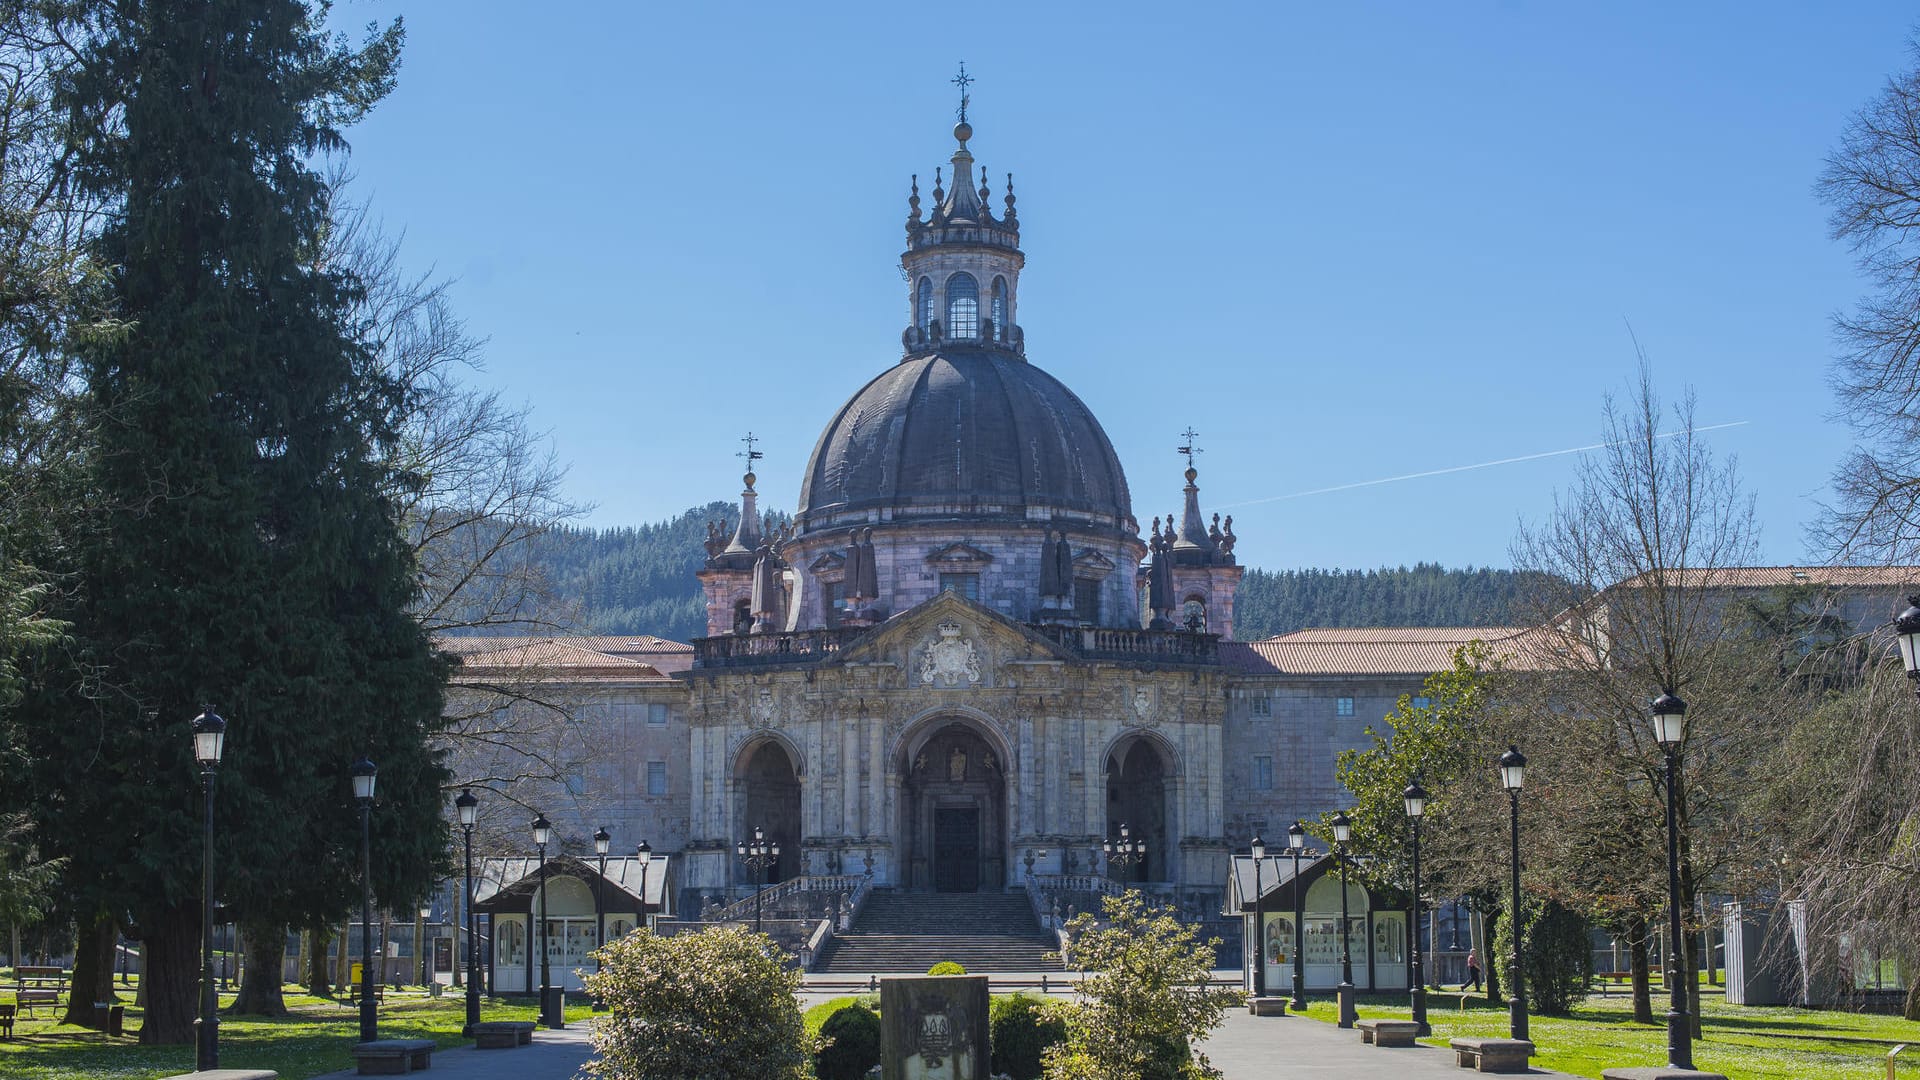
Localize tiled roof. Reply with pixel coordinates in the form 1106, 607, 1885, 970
1222, 626, 1547, 675
473, 854, 670, 910
444, 637, 671, 681
1609, 566, 1920, 590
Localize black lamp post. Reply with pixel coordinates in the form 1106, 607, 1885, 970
1286, 822, 1309, 1011
351, 757, 379, 1044
1404, 778, 1430, 1036
593, 827, 610, 974
1332, 810, 1357, 1028
1104, 822, 1146, 879
192, 708, 226, 1071
737, 826, 779, 934
1249, 835, 1267, 999
1895, 597, 1920, 696
532, 813, 556, 1027
454, 787, 479, 1034
1651, 693, 1695, 1070
1498, 745, 1528, 1041
636, 840, 653, 932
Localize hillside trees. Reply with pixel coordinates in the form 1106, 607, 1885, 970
22, 0, 449, 1042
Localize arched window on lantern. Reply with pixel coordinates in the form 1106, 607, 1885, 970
946, 272, 979, 339
990, 276, 1008, 342
916, 277, 932, 332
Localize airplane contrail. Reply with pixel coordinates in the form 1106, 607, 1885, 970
1211, 421, 1751, 510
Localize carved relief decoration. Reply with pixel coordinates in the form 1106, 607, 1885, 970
919, 621, 982, 688
1130, 686, 1156, 723
749, 686, 776, 727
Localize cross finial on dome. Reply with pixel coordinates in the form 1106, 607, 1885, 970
953, 61, 973, 124
737, 431, 763, 488
1177, 427, 1203, 470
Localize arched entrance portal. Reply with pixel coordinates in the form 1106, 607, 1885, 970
1106, 736, 1170, 883
900, 722, 1007, 892
738, 740, 801, 884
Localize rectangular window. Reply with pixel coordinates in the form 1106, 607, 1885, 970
939, 573, 979, 601
1250, 694, 1271, 718
1412, 696, 1431, 710
647, 703, 669, 725
564, 764, 586, 796
1336, 697, 1355, 717
823, 579, 845, 627
1253, 755, 1274, 791
646, 761, 667, 795
1073, 578, 1100, 624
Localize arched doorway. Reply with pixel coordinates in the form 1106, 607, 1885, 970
899, 722, 1007, 892
1106, 736, 1171, 883
738, 739, 802, 884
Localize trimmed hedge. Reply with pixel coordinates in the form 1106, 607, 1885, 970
927, 961, 967, 975
989, 993, 1069, 1080
815, 1000, 883, 1080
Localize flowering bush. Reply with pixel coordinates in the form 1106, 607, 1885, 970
582, 925, 813, 1080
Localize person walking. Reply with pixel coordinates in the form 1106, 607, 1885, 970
1462, 948, 1483, 992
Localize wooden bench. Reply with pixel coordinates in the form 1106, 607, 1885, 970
350, 1038, 435, 1074
1358, 1019, 1422, 1047
472, 1020, 536, 1049
14, 966, 65, 1018
1451, 1037, 1535, 1072
0, 1003, 14, 1039
158, 1070, 280, 1079
346, 984, 385, 1005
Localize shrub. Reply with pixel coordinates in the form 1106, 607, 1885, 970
928, 960, 967, 975
815, 1000, 882, 1080
1493, 895, 1592, 1017
990, 993, 1070, 1080
1043, 891, 1243, 1080
581, 925, 811, 1080
803, 995, 860, 1039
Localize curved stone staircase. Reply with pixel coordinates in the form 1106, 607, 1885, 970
812, 889, 1061, 973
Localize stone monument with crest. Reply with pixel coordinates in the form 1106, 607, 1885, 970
879, 974, 990, 1080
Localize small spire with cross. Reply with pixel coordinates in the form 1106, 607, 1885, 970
738, 432, 764, 488
1176, 427, 1203, 470
952, 61, 973, 123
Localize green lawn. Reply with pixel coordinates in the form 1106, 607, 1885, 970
0, 987, 569, 1080
1292, 989, 1920, 1080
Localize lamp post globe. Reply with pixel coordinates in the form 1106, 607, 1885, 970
1649, 693, 1695, 1070
1497, 746, 1528, 1041
1404, 778, 1430, 1036
1286, 821, 1308, 1011
454, 787, 479, 1034
637, 840, 653, 932
351, 757, 378, 1044
739, 827, 779, 934
1896, 598, 1920, 694
192, 708, 226, 1071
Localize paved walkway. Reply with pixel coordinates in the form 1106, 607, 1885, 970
295, 998, 1580, 1080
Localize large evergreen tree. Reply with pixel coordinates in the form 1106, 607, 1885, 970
25, 0, 448, 1043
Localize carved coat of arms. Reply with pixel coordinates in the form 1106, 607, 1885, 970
919, 621, 982, 688
1131, 687, 1155, 722
749, 687, 776, 727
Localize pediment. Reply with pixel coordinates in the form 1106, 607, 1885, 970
1072, 550, 1118, 578
808, 552, 846, 575
924, 542, 994, 567
834, 589, 1075, 668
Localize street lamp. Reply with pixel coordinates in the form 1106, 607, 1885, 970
1498, 745, 1528, 1041
636, 840, 653, 932
1103, 822, 1146, 879
593, 827, 611, 977
532, 813, 556, 1028
454, 787, 479, 1034
1249, 835, 1267, 1000
737, 826, 779, 934
1331, 810, 1357, 1027
1651, 693, 1694, 1070
192, 707, 226, 1071
1895, 597, 1920, 696
1286, 822, 1309, 1011
1404, 778, 1430, 1036
351, 757, 378, 1044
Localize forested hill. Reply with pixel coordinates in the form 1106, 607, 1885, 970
531, 506, 1535, 641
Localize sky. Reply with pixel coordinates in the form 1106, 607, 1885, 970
335, 1, 1914, 573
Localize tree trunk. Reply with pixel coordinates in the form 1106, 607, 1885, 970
136, 903, 201, 1045
1484, 908, 1502, 1004
1903, 979, 1920, 1022
227, 920, 288, 1015
307, 920, 333, 998
1627, 916, 1654, 1024
61, 915, 119, 1028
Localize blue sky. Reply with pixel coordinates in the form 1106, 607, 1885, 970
338, 1, 1912, 573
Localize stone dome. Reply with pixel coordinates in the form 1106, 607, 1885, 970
796, 347, 1134, 533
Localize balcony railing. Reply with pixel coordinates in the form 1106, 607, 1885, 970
1027, 624, 1220, 665
691, 626, 872, 669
